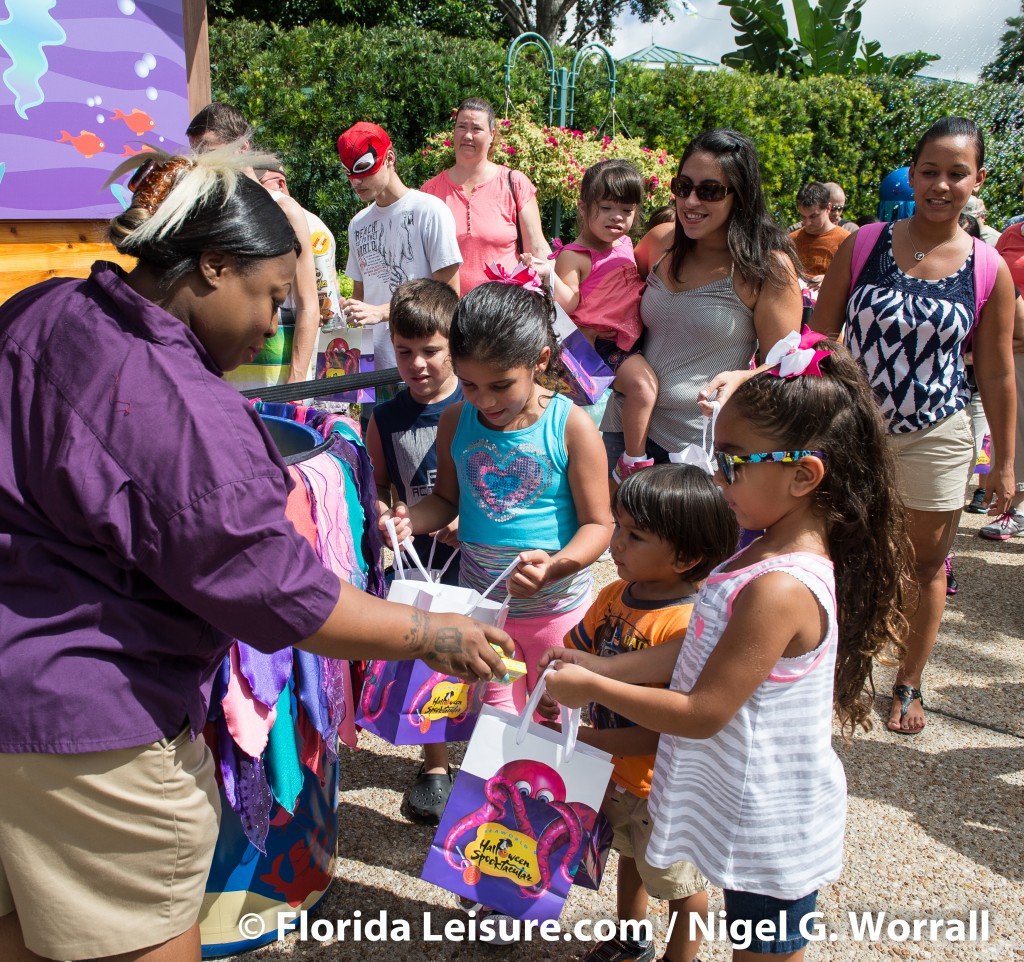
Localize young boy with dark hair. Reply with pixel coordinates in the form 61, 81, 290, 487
365, 278, 463, 824
567, 464, 739, 962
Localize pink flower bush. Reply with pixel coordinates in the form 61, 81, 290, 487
415, 110, 677, 212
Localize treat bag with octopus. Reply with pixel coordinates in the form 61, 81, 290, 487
355, 527, 511, 745
421, 668, 614, 922
315, 323, 374, 404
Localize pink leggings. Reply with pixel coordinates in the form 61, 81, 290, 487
481, 607, 586, 715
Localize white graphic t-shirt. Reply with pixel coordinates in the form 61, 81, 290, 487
345, 190, 461, 369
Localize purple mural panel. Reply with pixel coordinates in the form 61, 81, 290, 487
0, 0, 191, 219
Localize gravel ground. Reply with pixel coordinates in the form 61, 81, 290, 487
226, 503, 1023, 962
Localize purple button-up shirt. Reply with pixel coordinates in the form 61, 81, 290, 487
0, 263, 340, 753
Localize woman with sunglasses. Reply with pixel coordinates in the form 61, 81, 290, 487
602, 129, 803, 477
0, 148, 512, 962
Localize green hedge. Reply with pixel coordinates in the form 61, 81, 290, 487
210, 20, 1024, 263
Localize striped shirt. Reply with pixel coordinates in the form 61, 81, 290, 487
646, 552, 846, 900
601, 265, 756, 452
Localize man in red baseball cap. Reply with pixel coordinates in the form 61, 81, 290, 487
337, 121, 392, 178
336, 121, 461, 380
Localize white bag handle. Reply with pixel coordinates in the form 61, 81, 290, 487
385, 518, 432, 582
517, 664, 580, 762
427, 536, 461, 583
669, 400, 720, 474
476, 556, 521, 604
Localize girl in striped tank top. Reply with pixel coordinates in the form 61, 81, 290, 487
384, 277, 612, 714
544, 336, 912, 959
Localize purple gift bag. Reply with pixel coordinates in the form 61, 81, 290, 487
550, 304, 616, 406
354, 529, 512, 745
421, 672, 613, 922
975, 434, 991, 474
355, 659, 484, 744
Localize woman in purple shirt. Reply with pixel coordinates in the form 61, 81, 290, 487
0, 149, 512, 962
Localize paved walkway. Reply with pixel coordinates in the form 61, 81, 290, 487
234, 509, 1023, 961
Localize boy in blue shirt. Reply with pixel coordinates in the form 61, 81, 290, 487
365, 278, 463, 824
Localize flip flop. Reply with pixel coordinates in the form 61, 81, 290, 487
889, 684, 925, 735
401, 765, 453, 824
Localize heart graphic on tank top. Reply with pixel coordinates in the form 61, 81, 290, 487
465, 445, 550, 522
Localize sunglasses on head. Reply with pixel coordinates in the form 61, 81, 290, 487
670, 176, 734, 202
714, 450, 826, 485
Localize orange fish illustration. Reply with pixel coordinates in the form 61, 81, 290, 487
120, 143, 155, 157
57, 130, 105, 158
111, 108, 155, 135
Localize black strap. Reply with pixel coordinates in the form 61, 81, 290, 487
508, 170, 523, 256
240, 366, 403, 404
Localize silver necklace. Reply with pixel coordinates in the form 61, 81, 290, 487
906, 220, 960, 262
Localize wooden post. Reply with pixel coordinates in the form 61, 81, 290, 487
183, 0, 211, 116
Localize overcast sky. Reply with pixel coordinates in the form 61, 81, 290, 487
609, 0, 1020, 81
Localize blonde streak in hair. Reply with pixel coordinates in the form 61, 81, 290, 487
127, 163, 230, 246
128, 144, 279, 247
103, 144, 172, 189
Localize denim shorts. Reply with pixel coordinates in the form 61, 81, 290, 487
722, 888, 819, 954
594, 336, 643, 372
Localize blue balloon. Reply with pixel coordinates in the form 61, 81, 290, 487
878, 166, 914, 220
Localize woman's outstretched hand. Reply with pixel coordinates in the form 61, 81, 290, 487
417, 611, 515, 684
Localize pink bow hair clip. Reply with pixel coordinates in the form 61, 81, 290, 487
764, 329, 832, 378
483, 261, 545, 294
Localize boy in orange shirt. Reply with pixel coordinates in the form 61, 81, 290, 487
566, 465, 738, 962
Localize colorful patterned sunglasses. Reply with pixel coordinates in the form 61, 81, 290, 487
714, 450, 826, 485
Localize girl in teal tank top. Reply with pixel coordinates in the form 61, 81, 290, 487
383, 278, 613, 713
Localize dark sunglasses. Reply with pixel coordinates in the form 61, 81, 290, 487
671, 176, 734, 202
714, 450, 826, 485
830, 204, 845, 213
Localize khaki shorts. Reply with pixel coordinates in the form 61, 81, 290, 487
602, 784, 706, 901
0, 728, 221, 959
889, 408, 975, 512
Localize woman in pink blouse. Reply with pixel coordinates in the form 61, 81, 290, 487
422, 98, 551, 294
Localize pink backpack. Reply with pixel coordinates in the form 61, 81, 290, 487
849, 221, 1000, 327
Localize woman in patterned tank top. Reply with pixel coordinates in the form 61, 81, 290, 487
812, 117, 1017, 735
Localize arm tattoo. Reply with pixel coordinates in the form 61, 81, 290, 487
404, 609, 429, 654
404, 610, 466, 664
431, 627, 465, 655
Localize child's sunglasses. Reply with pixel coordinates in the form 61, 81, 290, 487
714, 450, 826, 485
670, 176, 734, 203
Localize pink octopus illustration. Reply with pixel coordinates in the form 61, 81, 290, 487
358, 661, 395, 722
444, 759, 596, 898
408, 671, 478, 734
323, 337, 361, 377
